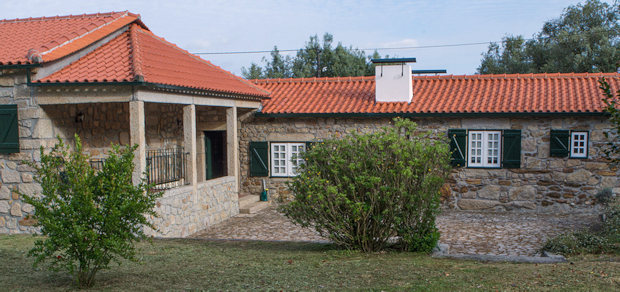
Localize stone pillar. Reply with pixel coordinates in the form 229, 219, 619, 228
226, 106, 239, 191
183, 105, 197, 188
129, 101, 146, 185
196, 131, 205, 183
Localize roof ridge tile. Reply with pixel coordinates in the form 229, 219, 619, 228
128, 24, 143, 80
0, 11, 128, 23
38, 11, 130, 58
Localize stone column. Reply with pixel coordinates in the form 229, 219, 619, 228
226, 106, 239, 191
183, 104, 197, 188
196, 131, 205, 183
129, 101, 146, 185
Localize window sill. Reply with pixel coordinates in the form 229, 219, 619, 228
568, 156, 589, 159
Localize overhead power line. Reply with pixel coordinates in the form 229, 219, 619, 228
191, 31, 616, 56
192, 41, 494, 55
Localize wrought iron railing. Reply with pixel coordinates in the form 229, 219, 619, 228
88, 147, 188, 190
146, 147, 189, 189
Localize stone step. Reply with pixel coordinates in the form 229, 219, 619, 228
239, 200, 271, 214
238, 195, 260, 209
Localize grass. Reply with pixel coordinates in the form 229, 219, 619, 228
0, 235, 619, 291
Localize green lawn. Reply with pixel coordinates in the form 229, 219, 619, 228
0, 235, 618, 291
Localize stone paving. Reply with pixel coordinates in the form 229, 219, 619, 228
192, 206, 598, 256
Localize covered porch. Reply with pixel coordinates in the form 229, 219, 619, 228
34, 84, 260, 237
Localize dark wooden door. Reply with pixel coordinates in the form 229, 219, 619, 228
204, 131, 226, 180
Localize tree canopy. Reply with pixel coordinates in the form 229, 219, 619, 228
242, 33, 380, 79
478, 0, 619, 74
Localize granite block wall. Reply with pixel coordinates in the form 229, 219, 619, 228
239, 115, 619, 212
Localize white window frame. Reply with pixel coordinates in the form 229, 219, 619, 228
570, 131, 588, 158
467, 130, 501, 168
270, 143, 306, 177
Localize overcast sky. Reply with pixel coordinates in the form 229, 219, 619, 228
0, 0, 610, 75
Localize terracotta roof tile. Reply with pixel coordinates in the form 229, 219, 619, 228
0, 11, 140, 65
254, 73, 620, 114
38, 24, 269, 98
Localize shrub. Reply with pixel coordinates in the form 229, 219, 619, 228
599, 78, 620, 164
601, 197, 620, 244
542, 231, 614, 255
280, 118, 451, 252
542, 197, 620, 256
22, 136, 162, 288
595, 188, 614, 205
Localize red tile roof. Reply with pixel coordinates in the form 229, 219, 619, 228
38, 24, 269, 98
254, 73, 620, 115
0, 11, 141, 65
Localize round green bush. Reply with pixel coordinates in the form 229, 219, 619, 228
280, 118, 451, 252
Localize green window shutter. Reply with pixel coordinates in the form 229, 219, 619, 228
249, 141, 269, 177
447, 129, 467, 167
0, 105, 19, 154
550, 130, 570, 157
502, 129, 521, 168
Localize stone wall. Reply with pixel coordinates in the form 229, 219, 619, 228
42, 103, 130, 158
239, 115, 619, 212
146, 176, 239, 237
1, 69, 41, 234
145, 103, 184, 149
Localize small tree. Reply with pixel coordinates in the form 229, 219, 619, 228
23, 136, 162, 288
280, 118, 451, 252
599, 78, 620, 164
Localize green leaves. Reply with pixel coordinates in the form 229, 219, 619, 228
478, 0, 619, 74
22, 135, 162, 288
241, 33, 381, 79
599, 78, 620, 164
280, 118, 451, 252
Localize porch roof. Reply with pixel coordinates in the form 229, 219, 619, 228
36, 23, 270, 99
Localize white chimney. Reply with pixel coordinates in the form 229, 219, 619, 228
373, 58, 415, 103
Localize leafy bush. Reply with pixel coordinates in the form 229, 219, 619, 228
595, 188, 614, 205
280, 118, 451, 252
601, 197, 620, 244
542, 197, 620, 256
22, 136, 162, 288
599, 78, 620, 164
542, 231, 614, 255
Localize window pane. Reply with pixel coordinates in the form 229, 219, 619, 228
570, 132, 588, 158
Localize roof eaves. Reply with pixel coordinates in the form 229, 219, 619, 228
29, 79, 267, 100
255, 111, 608, 118
0, 63, 41, 69
145, 82, 268, 101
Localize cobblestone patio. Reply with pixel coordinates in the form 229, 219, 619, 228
191, 206, 598, 256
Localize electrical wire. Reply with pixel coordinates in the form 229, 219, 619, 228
192, 41, 494, 55
191, 30, 619, 56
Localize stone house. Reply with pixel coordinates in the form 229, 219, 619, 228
0, 12, 269, 236
240, 60, 620, 212
2, 12, 619, 238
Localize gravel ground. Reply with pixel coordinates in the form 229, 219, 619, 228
192, 206, 598, 256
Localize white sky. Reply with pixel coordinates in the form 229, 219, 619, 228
0, 0, 611, 75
